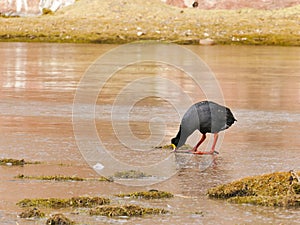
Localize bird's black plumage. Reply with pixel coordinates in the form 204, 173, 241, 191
171, 101, 236, 150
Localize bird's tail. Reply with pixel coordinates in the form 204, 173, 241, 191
226, 108, 237, 126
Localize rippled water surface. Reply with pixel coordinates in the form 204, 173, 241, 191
0, 43, 299, 224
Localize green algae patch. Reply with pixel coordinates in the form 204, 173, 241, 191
208, 171, 300, 207
114, 170, 150, 179
0, 158, 25, 166
46, 213, 74, 225
89, 204, 169, 217
17, 196, 110, 209
193, 211, 204, 216
16, 174, 84, 181
15, 174, 111, 182
155, 144, 191, 151
19, 207, 45, 219
0, 158, 40, 166
228, 195, 300, 207
155, 144, 174, 150
116, 190, 174, 200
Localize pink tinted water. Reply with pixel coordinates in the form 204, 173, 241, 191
0, 43, 299, 224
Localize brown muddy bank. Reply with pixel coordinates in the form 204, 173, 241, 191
0, 0, 299, 45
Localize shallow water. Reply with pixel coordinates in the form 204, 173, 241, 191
0, 43, 299, 224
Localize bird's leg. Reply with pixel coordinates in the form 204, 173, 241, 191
210, 133, 219, 154
191, 134, 206, 152
194, 133, 219, 155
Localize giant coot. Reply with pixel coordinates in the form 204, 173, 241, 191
171, 101, 236, 154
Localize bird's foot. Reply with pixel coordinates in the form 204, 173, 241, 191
190, 147, 199, 153
193, 150, 219, 155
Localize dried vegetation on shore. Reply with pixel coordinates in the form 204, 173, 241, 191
1, 0, 299, 45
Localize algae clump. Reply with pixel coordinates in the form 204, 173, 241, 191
116, 190, 174, 199
155, 144, 191, 151
19, 207, 45, 218
17, 196, 110, 209
46, 213, 74, 225
15, 174, 110, 182
114, 170, 150, 179
0, 158, 40, 166
208, 171, 300, 207
16, 174, 84, 181
89, 204, 169, 217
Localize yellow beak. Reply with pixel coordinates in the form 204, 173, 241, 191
171, 144, 176, 151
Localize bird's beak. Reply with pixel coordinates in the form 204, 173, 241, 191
171, 144, 176, 151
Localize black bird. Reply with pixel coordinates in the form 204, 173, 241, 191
171, 101, 236, 154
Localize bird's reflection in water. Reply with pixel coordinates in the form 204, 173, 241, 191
175, 155, 227, 196
174, 152, 219, 171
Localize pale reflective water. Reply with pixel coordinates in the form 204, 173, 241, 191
0, 43, 299, 224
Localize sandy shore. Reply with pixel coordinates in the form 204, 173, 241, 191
0, 0, 300, 45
